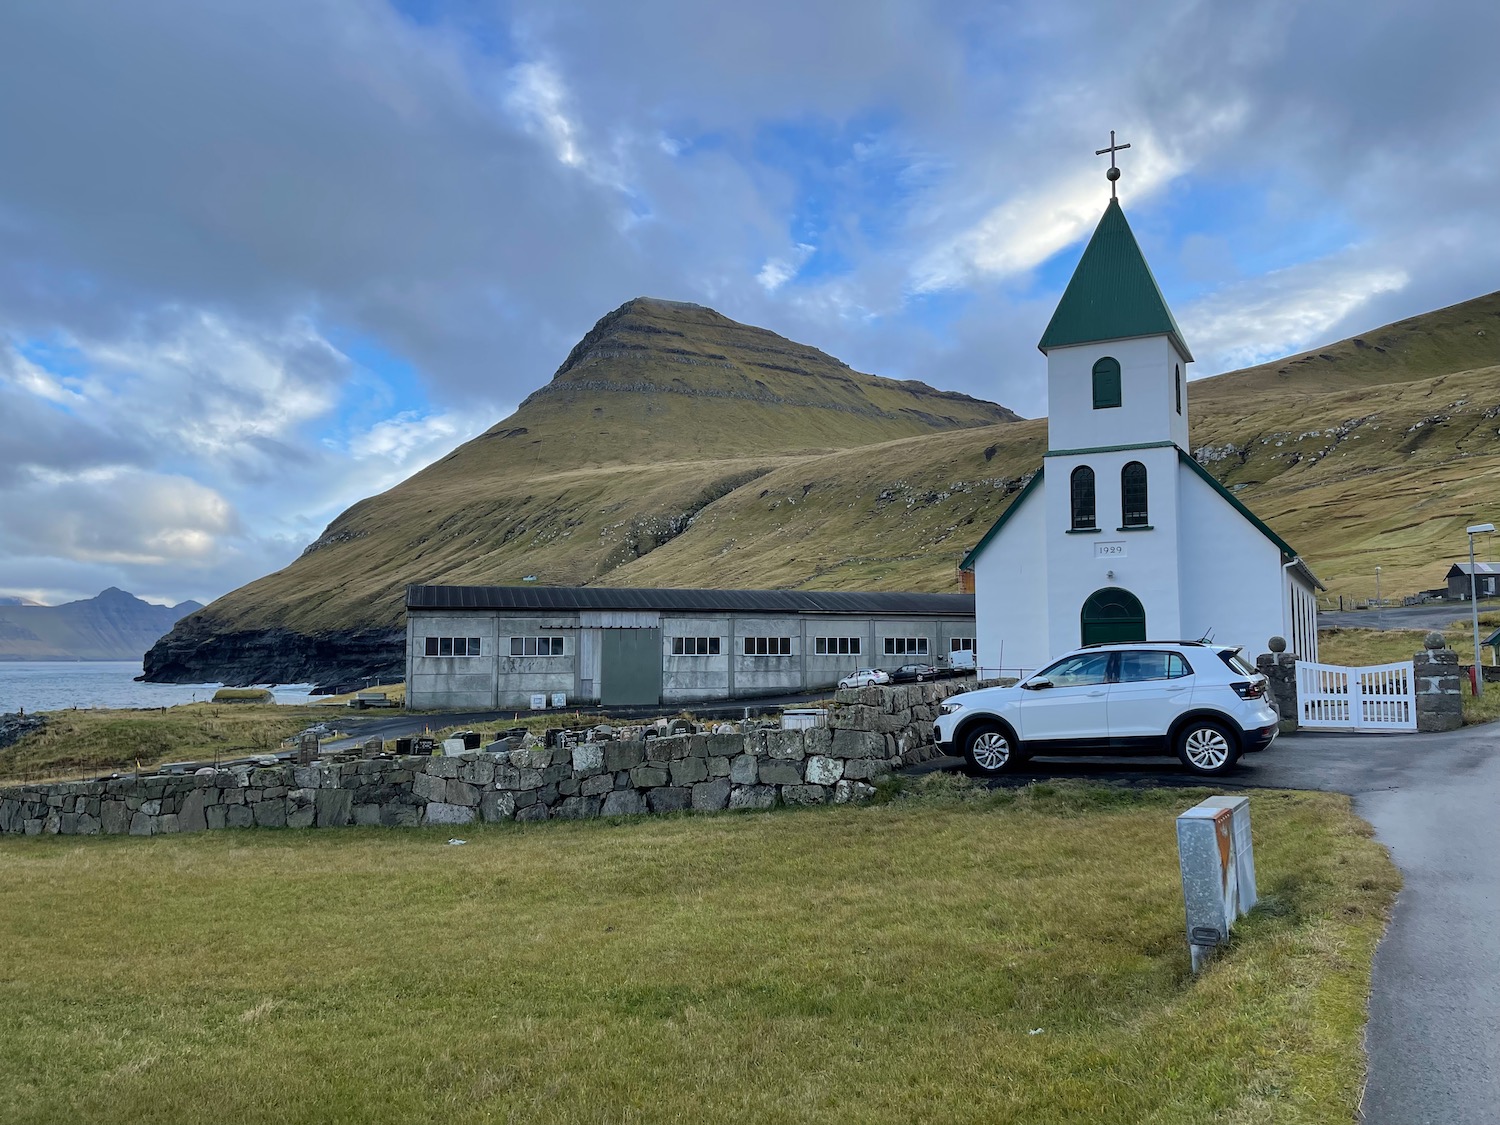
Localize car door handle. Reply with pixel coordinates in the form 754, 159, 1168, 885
1166, 685, 1188, 692
1087, 689, 1107, 697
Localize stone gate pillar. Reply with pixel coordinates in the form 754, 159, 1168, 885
1257, 636, 1299, 734
1415, 632, 1463, 733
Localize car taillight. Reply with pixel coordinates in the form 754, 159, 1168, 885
1231, 680, 1266, 700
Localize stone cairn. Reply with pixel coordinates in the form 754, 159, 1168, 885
0, 679, 974, 837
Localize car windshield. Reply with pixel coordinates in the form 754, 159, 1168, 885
1033, 652, 1112, 687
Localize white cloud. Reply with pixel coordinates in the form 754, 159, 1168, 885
756, 243, 816, 292
1182, 256, 1410, 374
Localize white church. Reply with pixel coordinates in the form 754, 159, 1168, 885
961, 165, 1322, 672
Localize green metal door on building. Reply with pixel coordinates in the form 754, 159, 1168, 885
599, 628, 663, 706
1080, 587, 1146, 646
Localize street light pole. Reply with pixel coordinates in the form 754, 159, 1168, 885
1467, 523, 1495, 698
1375, 566, 1382, 628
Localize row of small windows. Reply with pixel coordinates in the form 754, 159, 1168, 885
746, 636, 793, 656
424, 636, 483, 657
885, 637, 929, 656
1090, 357, 1185, 416
814, 636, 862, 655
1071, 462, 1149, 530
673, 636, 721, 655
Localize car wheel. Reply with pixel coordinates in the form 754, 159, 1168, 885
1176, 720, 1239, 776
962, 721, 1021, 777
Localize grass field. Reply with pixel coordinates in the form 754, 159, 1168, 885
0, 703, 349, 784
0, 782, 1398, 1125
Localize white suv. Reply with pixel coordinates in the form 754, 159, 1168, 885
932, 642, 1279, 778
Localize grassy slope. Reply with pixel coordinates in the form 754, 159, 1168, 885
0, 783, 1397, 1125
176, 291, 1500, 640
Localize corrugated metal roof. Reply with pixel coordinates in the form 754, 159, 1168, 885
1037, 198, 1193, 361
1447, 562, 1500, 577
406, 584, 976, 616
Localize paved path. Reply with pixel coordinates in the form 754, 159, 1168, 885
1320, 598, 1500, 632
916, 723, 1500, 1124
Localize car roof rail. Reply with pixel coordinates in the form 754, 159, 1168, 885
1077, 639, 1211, 650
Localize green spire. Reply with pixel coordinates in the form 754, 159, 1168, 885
1037, 198, 1193, 360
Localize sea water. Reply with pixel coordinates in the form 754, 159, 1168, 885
0, 661, 327, 713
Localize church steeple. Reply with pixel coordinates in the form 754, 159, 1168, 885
1037, 198, 1193, 361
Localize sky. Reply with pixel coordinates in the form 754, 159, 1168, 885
1, 0, 1497, 608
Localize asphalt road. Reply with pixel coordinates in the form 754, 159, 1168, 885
917, 723, 1500, 1124
1320, 599, 1500, 632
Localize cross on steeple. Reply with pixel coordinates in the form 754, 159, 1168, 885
1095, 130, 1131, 199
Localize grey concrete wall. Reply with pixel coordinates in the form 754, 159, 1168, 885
407, 607, 977, 711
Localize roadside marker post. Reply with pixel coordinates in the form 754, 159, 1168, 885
1177, 796, 1257, 973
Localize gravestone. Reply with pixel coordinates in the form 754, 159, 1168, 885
362, 737, 384, 758
296, 733, 319, 766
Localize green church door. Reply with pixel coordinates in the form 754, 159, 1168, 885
1080, 588, 1146, 646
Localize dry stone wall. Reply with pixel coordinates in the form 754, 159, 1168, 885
0, 679, 977, 838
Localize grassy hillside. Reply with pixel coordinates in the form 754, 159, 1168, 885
152, 290, 1500, 678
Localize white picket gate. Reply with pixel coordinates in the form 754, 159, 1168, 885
1296, 660, 1417, 732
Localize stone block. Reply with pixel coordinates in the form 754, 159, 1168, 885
834, 780, 878, 804
226, 804, 255, 829
140, 799, 162, 816
691, 778, 732, 811
707, 755, 731, 778
554, 796, 601, 820
782, 784, 828, 806
480, 790, 516, 822
670, 757, 708, 786
729, 754, 759, 785
572, 744, 605, 774
178, 790, 209, 833
427, 756, 461, 779
801, 727, 832, 754
423, 802, 475, 826
101, 800, 130, 835
76, 813, 100, 835
253, 800, 287, 828
292, 765, 323, 789
831, 729, 885, 759
581, 773, 614, 797
687, 734, 714, 758
647, 787, 691, 814
412, 773, 444, 802
841, 758, 890, 781
446, 780, 482, 807
631, 765, 670, 789
316, 789, 354, 828
286, 799, 316, 829
728, 784, 777, 810
461, 758, 495, 785
758, 761, 803, 786
352, 804, 382, 826
804, 756, 844, 785
705, 734, 744, 759
248, 768, 283, 787
206, 806, 228, 831
764, 730, 806, 760
601, 789, 645, 817
515, 802, 549, 822
604, 741, 645, 772
128, 811, 154, 836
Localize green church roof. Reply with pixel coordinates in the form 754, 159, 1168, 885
1037, 198, 1194, 361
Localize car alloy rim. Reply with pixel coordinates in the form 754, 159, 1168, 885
1184, 727, 1230, 769
972, 731, 1010, 770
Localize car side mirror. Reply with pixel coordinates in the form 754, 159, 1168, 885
1023, 678, 1053, 691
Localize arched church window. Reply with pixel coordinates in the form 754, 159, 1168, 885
1121, 462, 1148, 527
1175, 364, 1183, 415
1070, 466, 1096, 530
1092, 357, 1121, 409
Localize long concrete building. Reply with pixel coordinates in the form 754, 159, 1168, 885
405, 585, 977, 710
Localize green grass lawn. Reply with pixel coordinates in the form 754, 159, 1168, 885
0, 782, 1397, 1125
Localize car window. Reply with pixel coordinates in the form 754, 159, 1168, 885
1116, 651, 1171, 682
1217, 649, 1256, 676
1167, 653, 1192, 678
1038, 652, 1112, 687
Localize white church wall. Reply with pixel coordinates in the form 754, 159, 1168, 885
1044, 445, 1183, 656
974, 482, 1051, 674
1046, 336, 1189, 453
1177, 469, 1286, 655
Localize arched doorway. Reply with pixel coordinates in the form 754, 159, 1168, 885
1080, 587, 1146, 646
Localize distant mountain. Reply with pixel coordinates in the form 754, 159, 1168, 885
0, 588, 203, 662
0, 596, 42, 606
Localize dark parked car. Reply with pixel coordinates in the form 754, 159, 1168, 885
888, 663, 939, 683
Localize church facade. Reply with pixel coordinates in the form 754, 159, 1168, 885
961, 196, 1321, 674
